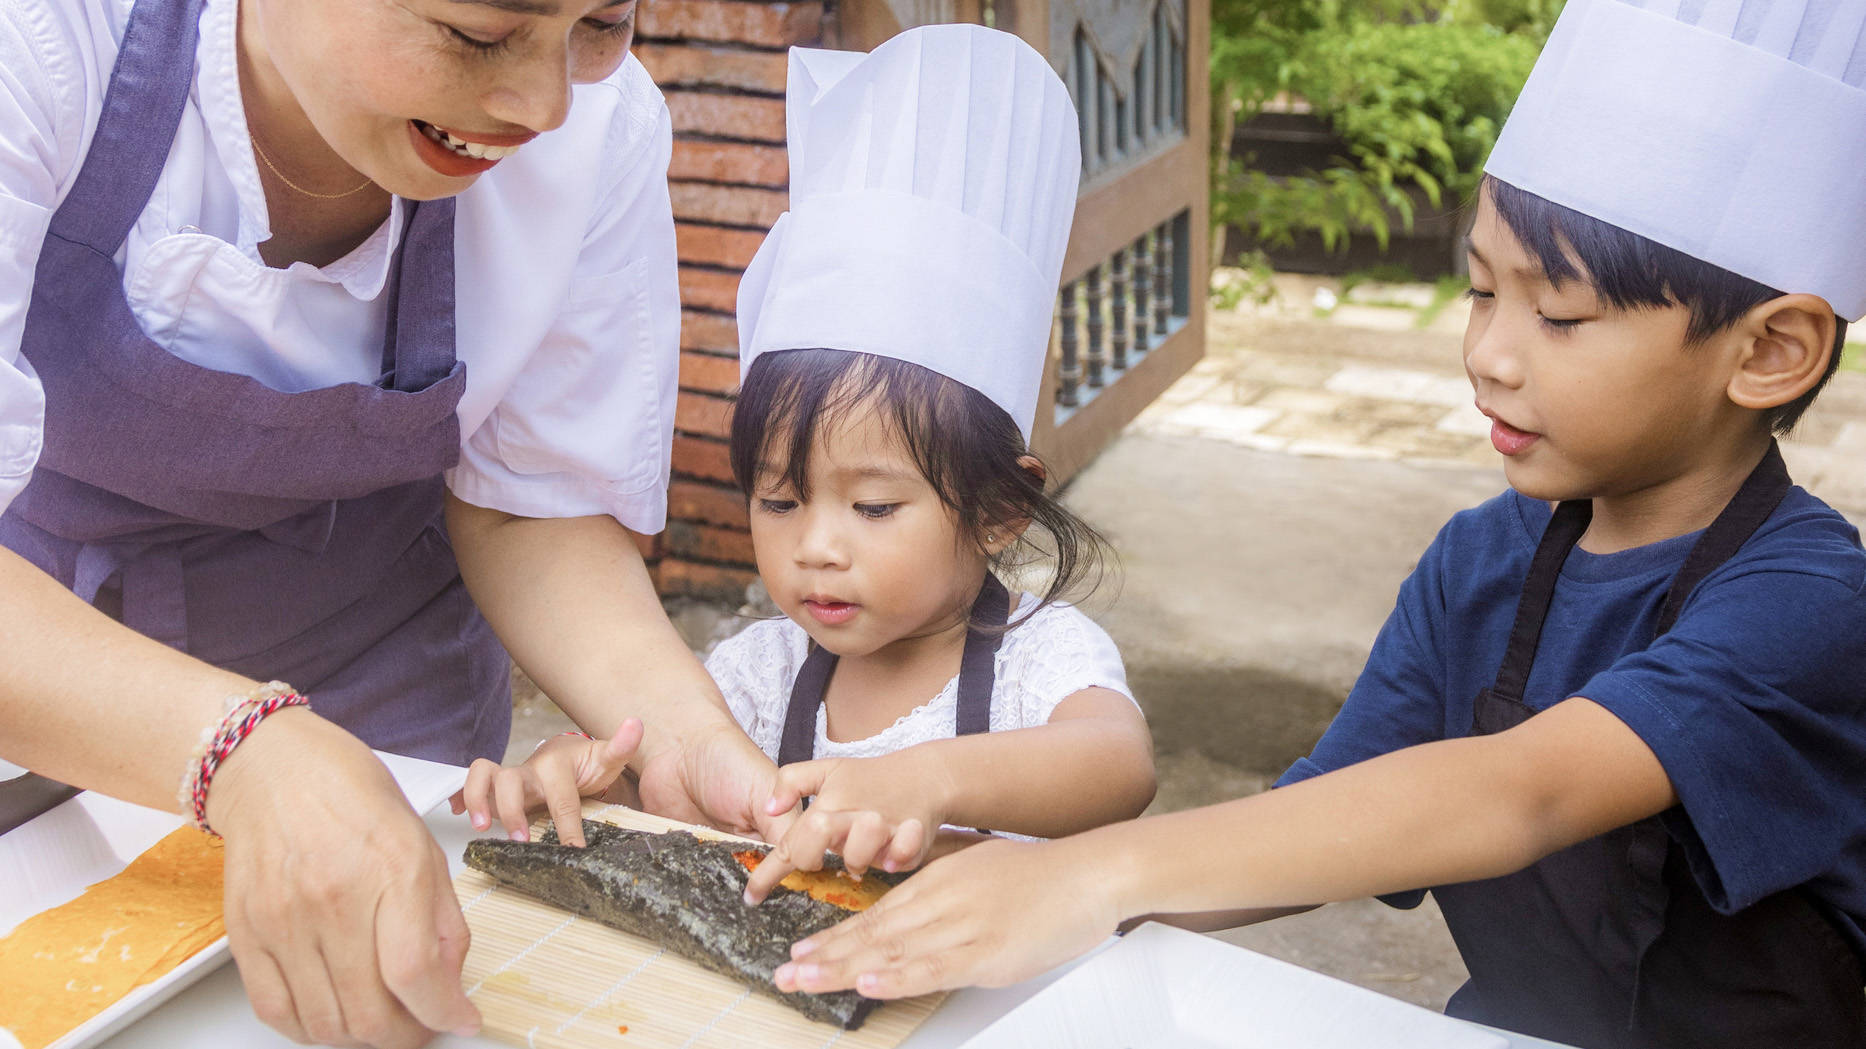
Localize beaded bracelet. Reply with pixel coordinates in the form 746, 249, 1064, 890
177, 681, 309, 834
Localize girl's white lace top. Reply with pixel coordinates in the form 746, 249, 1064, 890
705, 594, 1138, 763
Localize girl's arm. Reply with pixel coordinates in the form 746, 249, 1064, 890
445, 494, 792, 842
773, 695, 1674, 997
743, 687, 1153, 902
909, 687, 1155, 836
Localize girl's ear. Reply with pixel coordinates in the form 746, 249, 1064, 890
1727, 293, 1837, 413
981, 456, 1048, 555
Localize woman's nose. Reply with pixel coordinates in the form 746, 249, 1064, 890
482, 52, 573, 134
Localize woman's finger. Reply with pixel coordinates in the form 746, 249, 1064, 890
375, 844, 482, 1040
320, 893, 426, 1049
226, 931, 309, 1044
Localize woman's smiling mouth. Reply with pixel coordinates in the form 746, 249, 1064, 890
407, 120, 532, 176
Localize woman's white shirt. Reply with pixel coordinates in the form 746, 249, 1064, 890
704, 595, 1140, 764
0, 0, 680, 530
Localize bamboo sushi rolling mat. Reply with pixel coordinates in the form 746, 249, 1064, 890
454, 800, 946, 1049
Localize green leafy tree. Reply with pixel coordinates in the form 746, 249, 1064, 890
1212, 1, 1549, 260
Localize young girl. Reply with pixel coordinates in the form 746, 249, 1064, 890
455, 24, 1156, 897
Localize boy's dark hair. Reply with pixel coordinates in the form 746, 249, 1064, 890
730, 348, 1110, 623
1485, 175, 1848, 435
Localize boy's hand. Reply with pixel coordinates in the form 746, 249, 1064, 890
449, 718, 644, 847
743, 753, 949, 904
773, 836, 1119, 998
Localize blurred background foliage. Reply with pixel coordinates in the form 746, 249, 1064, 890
1211, 0, 1558, 260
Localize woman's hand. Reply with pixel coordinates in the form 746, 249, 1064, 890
635, 723, 796, 843
743, 754, 946, 904
206, 708, 481, 1048
450, 719, 644, 847
772, 836, 1120, 1000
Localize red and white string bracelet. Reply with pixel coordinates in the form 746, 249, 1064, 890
177, 680, 309, 834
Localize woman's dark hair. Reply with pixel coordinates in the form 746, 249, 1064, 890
1484, 174, 1847, 435
730, 348, 1111, 624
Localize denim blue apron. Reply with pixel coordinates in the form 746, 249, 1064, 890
1434, 444, 1865, 1048
0, 0, 510, 764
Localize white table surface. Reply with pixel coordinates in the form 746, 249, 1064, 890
94, 805, 1574, 1049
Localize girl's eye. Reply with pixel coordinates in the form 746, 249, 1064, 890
758, 498, 796, 515
1463, 286, 1495, 302
854, 503, 899, 520
444, 25, 513, 55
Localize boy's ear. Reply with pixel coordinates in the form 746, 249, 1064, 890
981, 456, 1048, 555
1726, 293, 1838, 413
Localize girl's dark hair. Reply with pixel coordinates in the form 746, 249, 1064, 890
1484, 175, 1847, 435
730, 348, 1111, 624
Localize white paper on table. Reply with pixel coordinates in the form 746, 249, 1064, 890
962, 922, 1510, 1049
0, 752, 469, 1049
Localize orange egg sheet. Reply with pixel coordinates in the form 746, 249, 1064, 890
0, 827, 225, 1049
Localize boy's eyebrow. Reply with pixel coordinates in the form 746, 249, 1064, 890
1465, 240, 1551, 282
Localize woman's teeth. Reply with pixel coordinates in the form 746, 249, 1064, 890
416, 121, 519, 161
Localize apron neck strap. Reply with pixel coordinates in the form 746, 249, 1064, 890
1652, 441, 1792, 636
49, 0, 206, 254
1490, 441, 1792, 701
778, 573, 1013, 767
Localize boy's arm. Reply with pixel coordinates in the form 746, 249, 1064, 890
776, 695, 1673, 998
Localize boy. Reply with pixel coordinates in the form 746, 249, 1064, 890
771, 2, 1866, 1046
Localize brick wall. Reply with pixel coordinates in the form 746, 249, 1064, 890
633, 1, 827, 601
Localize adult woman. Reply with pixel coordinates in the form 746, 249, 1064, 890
0, 0, 784, 1044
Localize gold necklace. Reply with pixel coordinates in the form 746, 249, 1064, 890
249, 136, 376, 200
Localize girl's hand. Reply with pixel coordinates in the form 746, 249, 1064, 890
744, 755, 947, 904
772, 836, 1120, 999
449, 718, 644, 847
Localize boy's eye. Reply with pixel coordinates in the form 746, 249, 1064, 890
1538, 314, 1586, 333
757, 498, 797, 515
854, 503, 899, 520
1463, 286, 1495, 302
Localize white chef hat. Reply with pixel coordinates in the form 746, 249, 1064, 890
736, 23, 1082, 440
1485, 0, 1866, 322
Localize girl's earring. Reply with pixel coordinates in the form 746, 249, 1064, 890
987, 533, 998, 545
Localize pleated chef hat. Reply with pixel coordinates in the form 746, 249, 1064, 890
1485, 0, 1866, 322
736, 24, 1082, 440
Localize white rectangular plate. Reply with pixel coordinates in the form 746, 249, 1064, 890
961, 922, 1510, 1049
0, 753, 469, 1049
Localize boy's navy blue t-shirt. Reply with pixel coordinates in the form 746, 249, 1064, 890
1277, 486, 1866, 953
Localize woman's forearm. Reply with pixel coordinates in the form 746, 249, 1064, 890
0, 547, 254, 809
444, 494, 742, 760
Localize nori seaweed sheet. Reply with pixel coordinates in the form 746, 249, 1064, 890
463, 820, 905, 1029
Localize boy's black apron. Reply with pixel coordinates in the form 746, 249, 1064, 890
777, 575, 1010, 766
1435, 443, 1866, 1048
